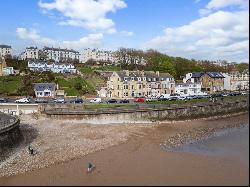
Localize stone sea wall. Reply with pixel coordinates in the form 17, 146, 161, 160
43, 100, 249, 124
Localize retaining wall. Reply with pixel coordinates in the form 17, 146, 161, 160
43, 100, 249, 124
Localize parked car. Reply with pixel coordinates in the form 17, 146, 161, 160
178, 96, 187, 100
15, 98, 30, 103
146, 97, 158, 102
241, 92, 248, 95
34, 98, 48, 103
107, 99, 117, 104
119, 99, 130, 104
134, 97, 145, 103
158, 94, 170, 101
186, 95, 196, 100
90, 98, 102, 103
168, 96, 179, 101
54, 98, 66, 104
70, 98, 84, 104
0, 98, 8, 103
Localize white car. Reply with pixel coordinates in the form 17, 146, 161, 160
54, 98, 66, 103
178, 96, 187, 100
90, 98, 102, 103
15, 98, 30, 103
146, 97, 158, 102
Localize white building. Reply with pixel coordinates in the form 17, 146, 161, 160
28, 60, 76, 74
34, 83, 56, 98
222, 71, 249, 91
20, 47, 39, 60
43, 47, 80, 62
80, 48, 118, 64
222, 73, 231, 91
3, 67, 14, 75
0, 45, 12, 57
175, 83, 204, 96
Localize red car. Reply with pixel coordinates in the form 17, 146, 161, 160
134, 97, 145, 103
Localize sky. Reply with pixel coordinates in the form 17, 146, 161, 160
0, 0, 249, 63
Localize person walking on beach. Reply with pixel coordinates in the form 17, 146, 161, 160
87, 162, 95, 173
28, 144, 34, 155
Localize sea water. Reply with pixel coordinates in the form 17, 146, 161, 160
170, 125, 249, 164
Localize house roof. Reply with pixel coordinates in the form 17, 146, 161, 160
0, 45, 11, 48
43, 47, 79, 54
116, 71, 174, 82
191, 72, 204, 78
206, 72, 225, 78
34, 83, 56, 92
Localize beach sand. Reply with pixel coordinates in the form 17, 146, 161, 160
0, 112, 249, 186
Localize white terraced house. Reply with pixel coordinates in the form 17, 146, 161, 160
0, 45, 12, 57
175, 83, 205, 96
20, 47, 39, 60
43, 47, 80, 62
28, 60, 76, 74
80, 48, 119, 64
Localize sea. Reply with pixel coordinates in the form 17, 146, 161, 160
169, 125, 249, 165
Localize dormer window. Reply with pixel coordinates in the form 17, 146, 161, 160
131, 77, 134, 81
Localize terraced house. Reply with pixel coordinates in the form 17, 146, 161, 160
28, 60, 76, 74
183, 72, 225, 93
106, 70, 175, 98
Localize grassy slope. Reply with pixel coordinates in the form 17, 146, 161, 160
0, 76, 22, 95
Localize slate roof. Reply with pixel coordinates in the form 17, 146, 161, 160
43, 47, 79, 54
206, 72, 225, 78
0, 45, 11, 48
191, 72, 204, 78
117, 71, 174, 82
34, 83, 56, 92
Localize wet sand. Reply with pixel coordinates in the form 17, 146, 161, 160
0, 112, 249, 186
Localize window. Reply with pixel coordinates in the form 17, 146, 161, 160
138, 77, 141, 81
132, 85, 134, 90
118, 85, 120, 90
131, 77, 134, 81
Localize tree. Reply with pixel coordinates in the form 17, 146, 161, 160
74, 82, 82, 91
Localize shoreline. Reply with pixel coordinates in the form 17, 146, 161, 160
0, 111, 249, 185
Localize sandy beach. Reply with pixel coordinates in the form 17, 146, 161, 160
0, 112, 249, 186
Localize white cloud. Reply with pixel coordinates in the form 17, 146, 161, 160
38, 0, 127, 32
206, 0, 249, 10
144, 10, 249, 63
120, 31, 134, 37
16, 27, 103, 50
16, 28, 57, 46
199, 0, 249, 16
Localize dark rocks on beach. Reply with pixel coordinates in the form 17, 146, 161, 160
162, 123, 247, 150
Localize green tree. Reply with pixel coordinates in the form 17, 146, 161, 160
74, 82, 82, 91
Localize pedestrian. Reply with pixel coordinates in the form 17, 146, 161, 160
28, 144, 34, 155
87, 162, 94, 173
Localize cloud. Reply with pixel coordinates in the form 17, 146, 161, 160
199, 0, 249, 16
38, 0, 127, 32
16, 27, 57, 46
144, 10, 249, 62
206, 0, 249, 10
120, 31, 134, 37
16, 27, 103, 50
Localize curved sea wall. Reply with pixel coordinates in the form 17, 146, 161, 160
43, 99, 249, 124
0, 113, 21, 161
